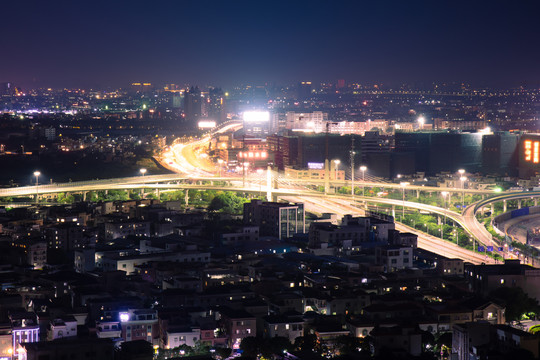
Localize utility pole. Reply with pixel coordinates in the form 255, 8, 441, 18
324, 122, 330, 195
324, 122, 338, 195
242, 134, 246, 188
350, 137, 355, 199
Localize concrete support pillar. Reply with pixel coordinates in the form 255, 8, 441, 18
491, 204, 494, 218
156, 188, 160, 200
185, 191, 189, 207
503, 200, 507, 213
83, 191, 87, 201
535, 198, 538, 207
392, 205, 395, 219
518, 200, 522, 208
324, 158, 330, 195
416, 189, 420, 199
266, 165, 272, 202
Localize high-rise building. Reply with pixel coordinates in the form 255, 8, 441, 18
482, 132, 520, 176
184, 86, 202, 123
286, 111, 328, 131
206, 87, 227, 122
171, 93, 182, 108
0, 82, 15, 95
361, 131, 390, 161
518, 134, 540, 178
243, 111, 272, 136
297, 81, 312, 101
296, 134, 362, 169
394, 132, 483, 175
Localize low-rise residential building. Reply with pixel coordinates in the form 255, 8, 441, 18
219, 307, 256, 349
47, 317, 77, 341
263, 313, 304, 343
96, 321, 122, 340
9, 312, 40, 358
437, 258, 464, 276
243, 200, 305, 239
452, 322, 490, 360
370, 326, 422, 357
162, 326, 201, 349
376, 245, 413, 272
119, 309, 159, 345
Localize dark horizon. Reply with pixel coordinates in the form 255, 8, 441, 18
2, 0, 540, 89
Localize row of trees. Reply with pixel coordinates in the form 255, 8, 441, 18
10, 189, 257, 215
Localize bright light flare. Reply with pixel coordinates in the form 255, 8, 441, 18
198, 120, 217, 129
243, 111, 270, 122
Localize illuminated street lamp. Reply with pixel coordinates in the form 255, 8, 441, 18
139, 168, 147, 176
460, 176, 467, 211
441, 191, 449, 227
333, 159, 340, 181
400, 182, 409, 219
417, 116, 425, 130
33, 171, 40, 204
360, 165, 367, 197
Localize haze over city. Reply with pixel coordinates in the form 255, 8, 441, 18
2, 0, 540, 88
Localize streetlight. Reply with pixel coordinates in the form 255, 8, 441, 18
400, 182, 409, 219
441, 191, 448, 227
417, 116, 425, 130
139, 168, 147, 176
460, 176, 467, 211
333, 159, 340, 181
33, 171, 40, 204
360, 165, 367, 197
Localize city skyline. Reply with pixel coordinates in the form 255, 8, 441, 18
2, 0, 540, 89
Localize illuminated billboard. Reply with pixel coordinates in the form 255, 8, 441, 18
524, 139, 540, 164
308, 162, 324, 170
243, 111, 270, 123
198, 120, 217, 129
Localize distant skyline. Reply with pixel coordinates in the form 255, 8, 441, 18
2, 0, 540, 89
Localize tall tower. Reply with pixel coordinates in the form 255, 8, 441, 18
184, 86, 202, 123
207, 87, 227, 122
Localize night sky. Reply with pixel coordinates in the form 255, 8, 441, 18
2, 0, 540, 89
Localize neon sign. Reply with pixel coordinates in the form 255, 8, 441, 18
524, 140, 540, 164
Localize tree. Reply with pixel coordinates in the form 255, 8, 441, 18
240, 337, 261, 357
334, 335, 363, 355
294, 334, 320, 355
208, 192, 249, 214
215, 347, 232, 359
261, 337, 292, 358
490, 287, 540, 321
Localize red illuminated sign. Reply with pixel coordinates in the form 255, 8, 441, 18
524, 140, 540, 164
